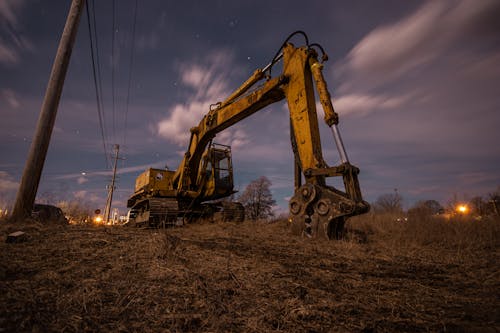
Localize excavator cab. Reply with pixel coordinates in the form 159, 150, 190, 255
202, 143, 235, 200
210, 143, 233, 191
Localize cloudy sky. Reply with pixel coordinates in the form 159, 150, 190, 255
1, 0, 499, 215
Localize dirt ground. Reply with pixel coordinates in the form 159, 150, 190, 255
0, 217, 499, 332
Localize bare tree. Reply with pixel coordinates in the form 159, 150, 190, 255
488, 187, 500, 216
408, 199, 444, 217
469, 196, 487, 216
373, 191, 403, 214
57, 200, 93, 224
238, 176, 276, 221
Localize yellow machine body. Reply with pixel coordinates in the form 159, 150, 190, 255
127, 32, 369, 238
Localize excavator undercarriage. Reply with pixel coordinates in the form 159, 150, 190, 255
127, 197, 244, 228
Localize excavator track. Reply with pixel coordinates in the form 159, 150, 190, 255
128, 198, 179, 228
212, 202, 245, 222
128, 198, 245, 227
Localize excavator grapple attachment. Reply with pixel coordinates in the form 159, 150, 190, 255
290, 182, 369, 239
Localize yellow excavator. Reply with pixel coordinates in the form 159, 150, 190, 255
126, 31, 369, 239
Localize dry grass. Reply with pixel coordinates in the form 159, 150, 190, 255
0, 215, 499, 332
349, 213, 499, 261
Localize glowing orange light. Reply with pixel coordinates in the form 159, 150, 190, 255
456, 204, 468, 214
94, 215, 103, 223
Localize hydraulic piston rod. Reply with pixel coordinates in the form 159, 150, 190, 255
308, 57, 350, 164
331, 124, 349, 164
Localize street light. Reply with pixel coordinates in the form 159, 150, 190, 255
456, 204, 468, 214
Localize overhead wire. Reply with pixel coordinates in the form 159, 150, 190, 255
90, 0, 106, 137
111, 0, 116, 143
87, 1, 138, 169
122, 0, 138, 155
85, 0, 109, 168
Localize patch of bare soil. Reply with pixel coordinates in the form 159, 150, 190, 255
0, 219, 498, 332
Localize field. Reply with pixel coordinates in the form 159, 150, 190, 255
1, 214, 499, 332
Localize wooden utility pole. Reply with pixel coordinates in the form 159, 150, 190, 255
104, 144, 120, 224
11, 0, 86, 221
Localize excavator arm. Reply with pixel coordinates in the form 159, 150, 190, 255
172, 75, 285, 195
282, 43, 370, 239
172, 34, 369, 238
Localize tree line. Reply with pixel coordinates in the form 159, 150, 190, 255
372, 187, 500, 217
5, 175, 497, 223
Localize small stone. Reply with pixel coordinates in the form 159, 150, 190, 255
6, 231, 28, 243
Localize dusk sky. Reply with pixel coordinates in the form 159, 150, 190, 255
1, 0, 499, 215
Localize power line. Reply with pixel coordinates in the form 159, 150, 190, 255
123, 0, 138, 152
111, 0, 116, 143
85, 0, 109, 168
90, 0, 106, 140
